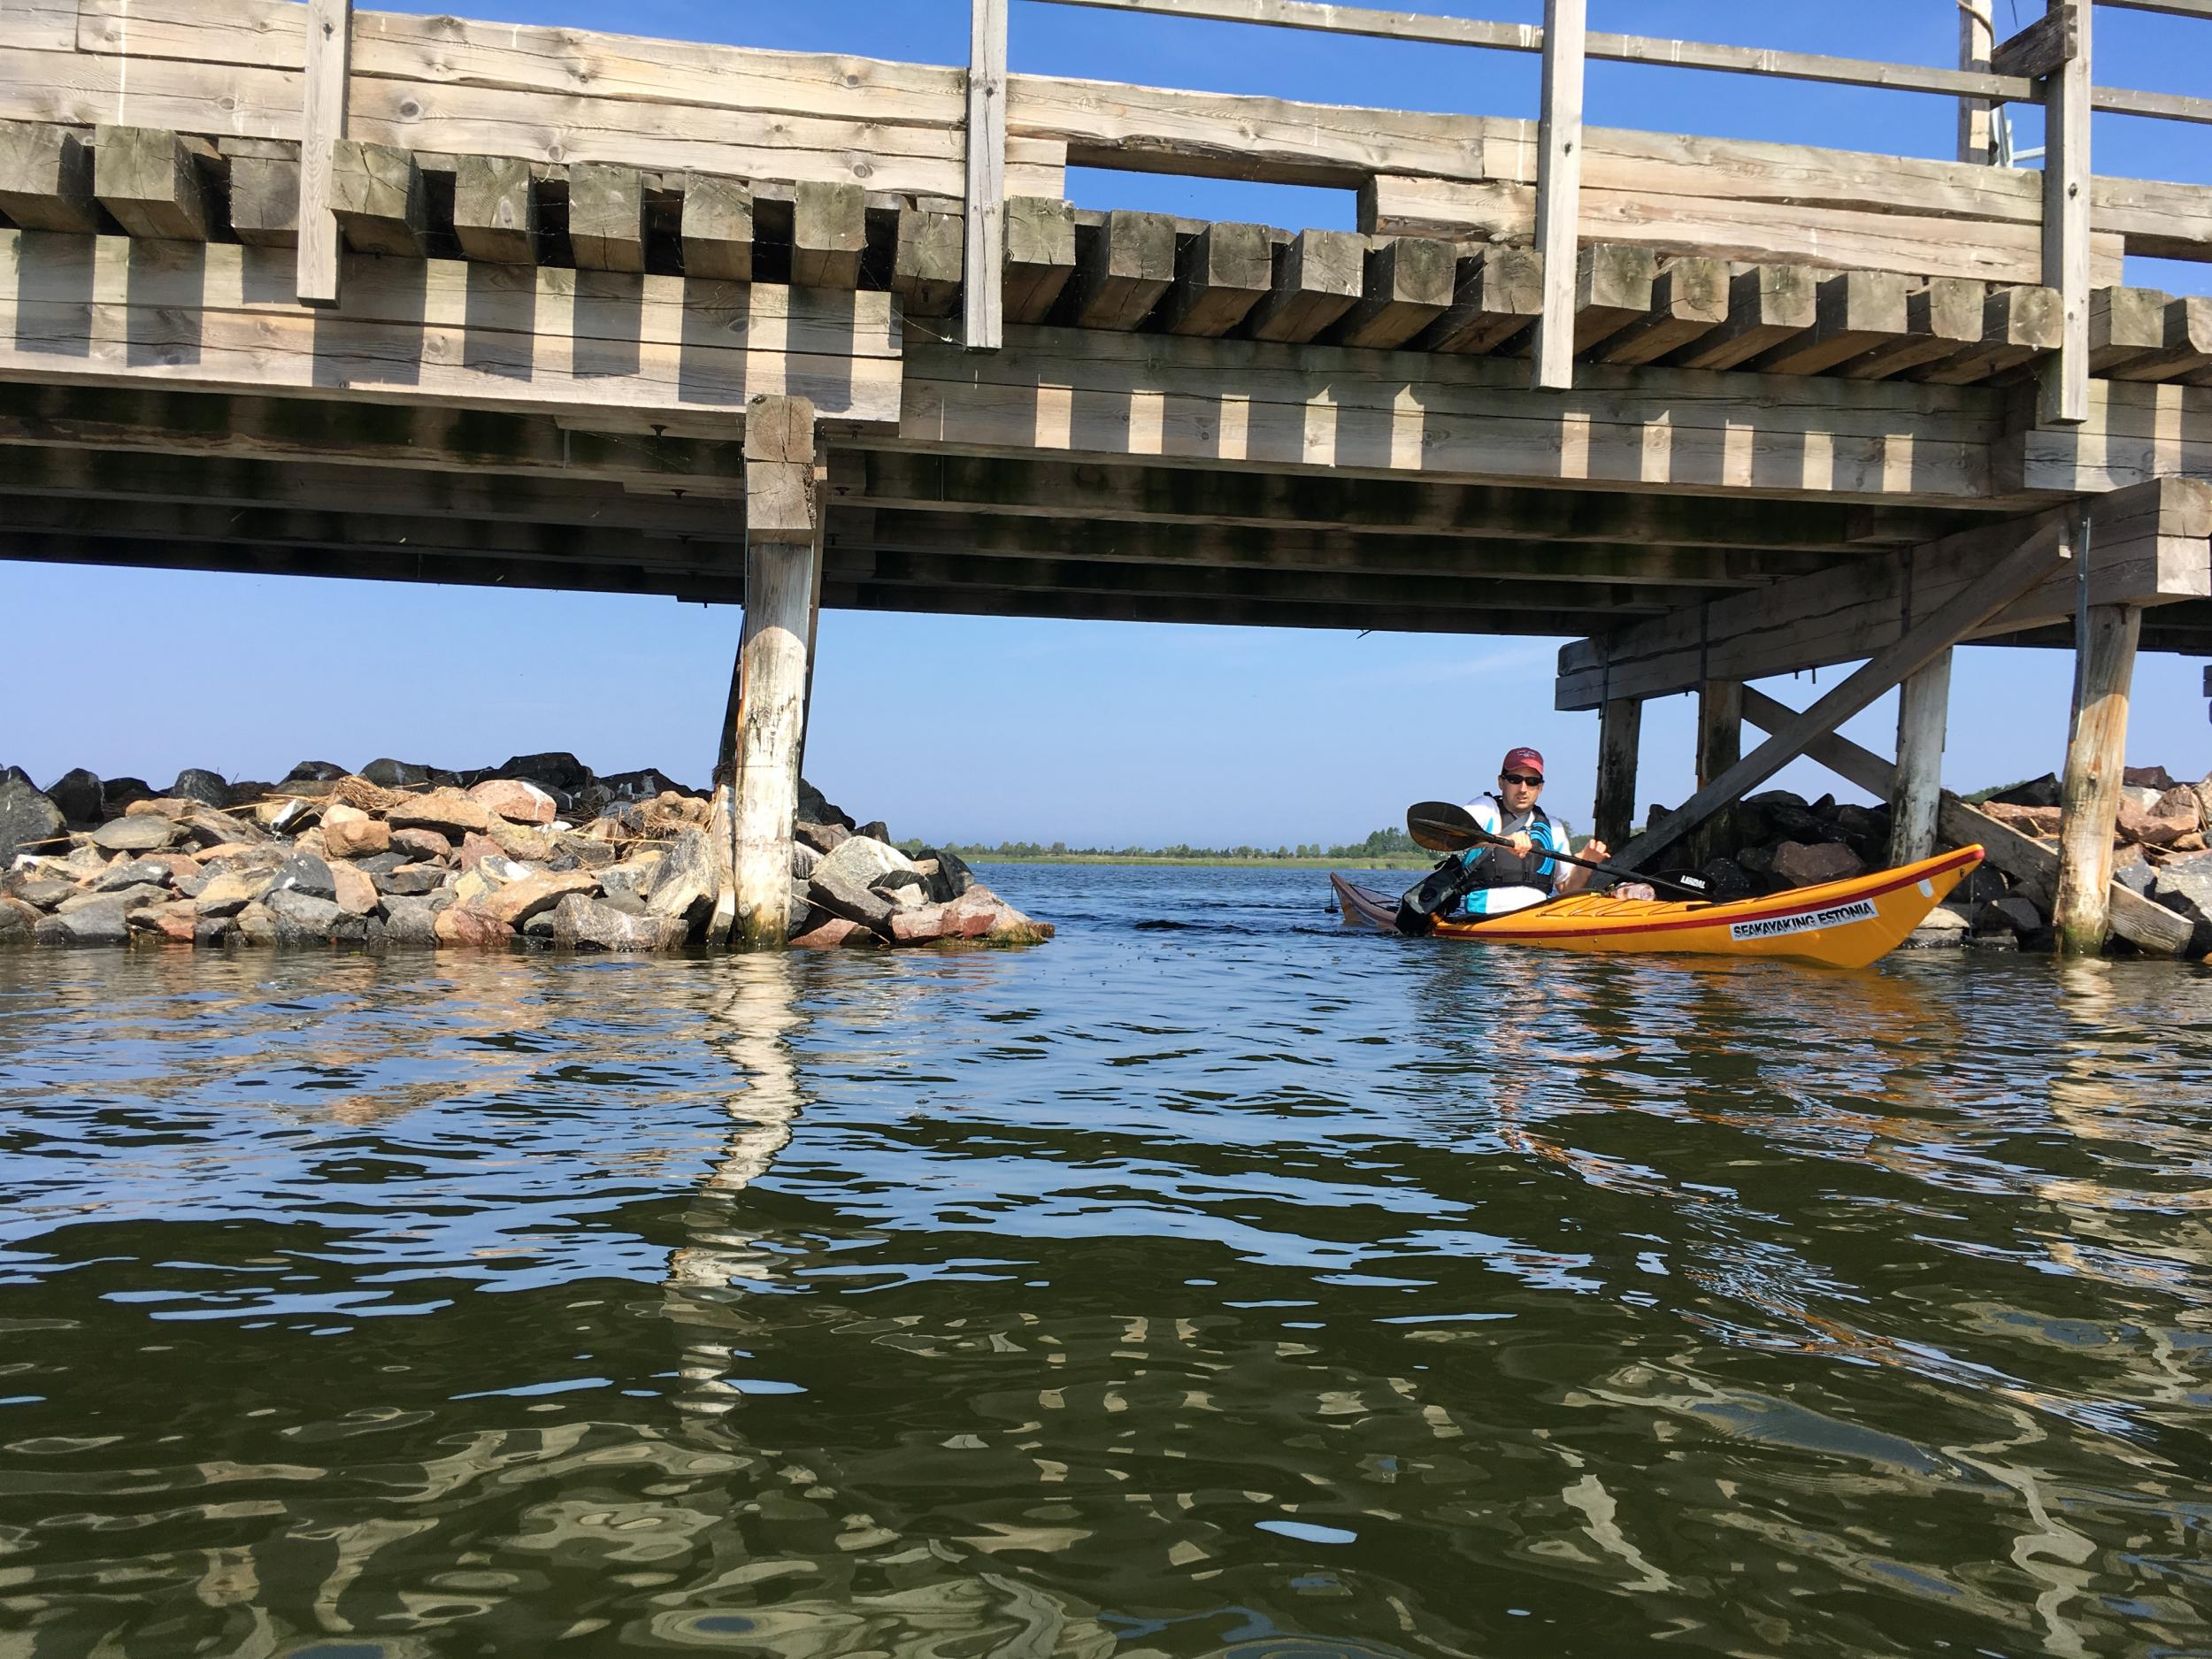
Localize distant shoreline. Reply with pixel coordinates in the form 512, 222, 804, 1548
961, 854, 1432, 870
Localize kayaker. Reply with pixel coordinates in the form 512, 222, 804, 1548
1452, 747, 1607, 916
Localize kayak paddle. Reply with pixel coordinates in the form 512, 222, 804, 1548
1403, 801, 1711, 902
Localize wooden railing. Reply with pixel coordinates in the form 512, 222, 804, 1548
964, 0, 2208, 423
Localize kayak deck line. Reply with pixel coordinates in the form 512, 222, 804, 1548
1333, 845, 1985, 969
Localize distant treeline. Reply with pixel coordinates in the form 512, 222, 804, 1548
910, 827, 1423, 862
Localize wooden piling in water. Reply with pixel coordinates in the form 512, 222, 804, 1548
1886, 650, 1952, 867
2053, 602, 2142, 955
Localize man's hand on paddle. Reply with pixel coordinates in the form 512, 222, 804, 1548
1503, 831, 1535, 858
1582, 839, 1609, 862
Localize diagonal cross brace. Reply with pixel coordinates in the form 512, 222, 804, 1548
1614, 518, 2072, 873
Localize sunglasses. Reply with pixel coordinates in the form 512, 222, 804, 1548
1500, 772, 1544, 787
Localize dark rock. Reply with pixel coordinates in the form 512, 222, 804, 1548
12, 877, 79, 909
89, 816, 180, 853
798, 779, 855, 831
353, 851, 407, 879
598, 888, 647, 917
600, 767, 687, 799
809, 865, 895, 933
223, 782, 275, 807
1808, 793, 1837, 817
194, 915, 234, 949
0, 896, 38, 942
1745, 789, 1807, 810
1955, 864, 2011, 905
645, 829, 716, 933
283, 761, 349, 784
791, 916, 882, 949
101, 777, 153, 813
0, 777, 66, 864
1725, 803, 1773, 849
2124, 764, 2177, 792
1973, 895, 2048, 944
1987, 773, 2061, 810
361, 757, 437, 788
391, 827, 454, 864
1762, 803, 1822, 841
791, 839, 820, 881
381, 897, 442, 946
557, 833, 617, 870
1831, 803, 1888, 841
169, 768, 231, 808
1696, 857, 1756, 902
1737, 842, 1778, 878
2114, 856, 2157, 898
795, 818, 850, 855
265, 887, 348, 942
855, 819, 891, 843
373, 864, 450, 897
45, 768, 103, 824
549, 892, 686, 951
1900, 905, 1970, 950
265, 852, 337, 903
94, 857, 176, 894
232, 902, 278, 947
927, 847, 976, 902
496, 752, 593, 794
1770, 841, 1867, 888
2149, 851, 2212, 956
38, 895, 131, 945
871, 867, 928, 899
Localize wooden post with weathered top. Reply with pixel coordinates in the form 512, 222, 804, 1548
711, 394, 820, 950
1887, 649, 1952, 867
1689, 679, 1741, 865
2052, 601, 2142, 955
1593, 695, 1640, 851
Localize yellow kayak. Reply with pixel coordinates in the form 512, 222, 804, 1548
1333, 845, 1984, 969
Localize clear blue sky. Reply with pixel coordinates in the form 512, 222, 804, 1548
2, 1, 2207, 845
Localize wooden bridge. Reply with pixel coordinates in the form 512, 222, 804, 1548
0, 0, 2206, 950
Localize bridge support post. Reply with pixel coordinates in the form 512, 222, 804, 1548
2053, 602, 2141, 955
1689, 679, 1741, 865
710, 394, 819, 950
1593, 695, 1640, 851
1886, 649, 1951, 867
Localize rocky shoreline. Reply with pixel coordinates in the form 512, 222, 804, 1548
1640, 765, 2212, 956
0, 757, 1051, 952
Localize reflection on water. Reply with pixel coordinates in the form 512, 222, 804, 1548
2, 864, 2209, 1657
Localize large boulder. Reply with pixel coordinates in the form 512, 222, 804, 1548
284, 760, 349, 784
645, 829, 716, 933
495, 752, 593, 795
329, 861, 380, 918
265, 887, 350, 942
0, 895, 38, 942
89, 815, 181, 853
1987, 774, 2062, 809
889, 884, 1054, 946
386, 788, 495, 838
360, 757, 437, 788
169, 768, 231, 808
600, 767, 687, 800
795, 818, 850, 855
809, 865, 894, 933
1973, 895, 2049, 945
1978, 802, 2063, 837
391, 827, 454, 864
1770, 841, 1867, 889
549, 892, 687, 951
374, 864, 449, 898
791, 915, 883, 949
480, 869, 599, 927
434, 905, 512, 948
814, 835, 916, 891
1900, 904, 1970, 949
320, 803, 391, 860
381, 896, 442, 946
36, 895, 131, 946
468, 778, 557, 826
264, 851, 338, 903
2124, 764, 2177, 792
2118, 795, 2201, 849
925, 847, 976, 902
2149, 851, 2212, 956
93, 857, 177, 894
128, 899, 200, 944
44, 768, 103, 825
2152, 784, 2206, 831
193, 867, 269, 918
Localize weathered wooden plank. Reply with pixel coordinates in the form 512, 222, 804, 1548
1835, 279, 1985, 381
1914, 285, 2059, 385
567, 162, 644, 273
679, 173, 753, 282
2008, 377, 2212, 494
1154, 221, 1271, 337
1990, 4, 2079, 81
1561, 243, 1655, 356
1612, 521, 2071, 872
1245, 227, 1363, 344
787, 180, 864, 289
899, 329, 2002, 505
93, 125, 207, 240
1740, 683, 2196, 956
964, 0, 1007, 349
1751, 270, 1906, 377
840, 581, 1595, 637
2039, 3, 2092, 426
0, 120, 98, 232
1530, 0, 1586, 390
892, 206, 963, 319
1412, 246, 1542, 357
296, 0, 349, 303
227, 146, 301, 248
2104, 294, 2212, 383
1002, 195, 1075, 326
1328, 235, 1455, 350
450, 152, 535, 264
2090, 285, 2172, 375
1666, 265, 1816, 372
3, 0, 74, 52
329, 138, 425, 257
1069, 209, 1175, 330
1590, 256, 1726, 367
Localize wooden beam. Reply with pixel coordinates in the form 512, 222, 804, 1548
1914, 284, 2057, 384
2103, 294, 2212, 383
1069, 209, 1176, 328
1327, 235, 1455, 350
1413, 247, 1544, 356
2039, 1, 2093, 426
1959, 0, 1993, 164
1593, 696, 1640, 849
790, 180, 865, 288
1591, 257, 1726, 366
892, 206, 964, 319
1531, 0, 1586, 390
1003, 196, 1076, 325
329, 140, 426, 257
1156, 221, 1272, 337
1562, 242, 1655, 357
93, 126, 207, 241
1751, 270, 1907, 377
1740, 683, 2194, 955
1888, 650, 1950, 866
453, 154, 537, 265
2053, 599, 2141, 954
2088, 284, 2170, 374
227, 145, 300, 249
296, 0, 350, 304
1666, 265, 1816, 371
733, 393, 818, 949
1612, 520, 2071, 872
0, 122, 98, 233
1556, 479, 2209, 708
840, 583, 1597, 636
1836, 279, 1985, 381
1991, 5, 2080, 81
681, 173, 754, 281
1690, 678, 1742, 865
569, 163, 646, 274
1244, 228, 1364, 344
964, 0, 1009, 349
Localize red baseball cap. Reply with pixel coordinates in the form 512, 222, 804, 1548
1500, 747, 1546, 780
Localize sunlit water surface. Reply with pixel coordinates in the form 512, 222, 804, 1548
3, 864, 2210, 1658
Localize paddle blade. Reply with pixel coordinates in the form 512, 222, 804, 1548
1407, 800, 1482, 853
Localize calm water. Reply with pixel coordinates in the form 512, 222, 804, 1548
4, 864, 2211, 1659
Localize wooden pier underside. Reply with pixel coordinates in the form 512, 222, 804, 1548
0, 0, 2208, 655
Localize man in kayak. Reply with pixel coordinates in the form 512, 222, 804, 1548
1452, 747, 1609, 916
